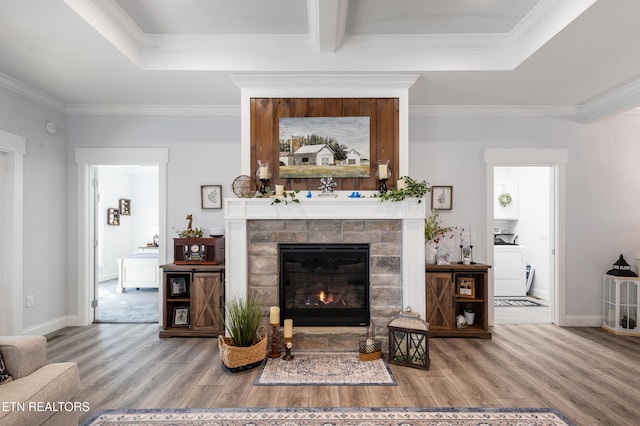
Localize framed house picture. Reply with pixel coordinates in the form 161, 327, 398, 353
201, 185, 222, 209
457, 277, 475, 298
170, 277, 188, 297
107, 208, 120, 225
431, 186, 453, 210
172, 307, 189, 327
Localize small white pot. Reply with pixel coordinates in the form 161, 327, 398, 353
464, 311, 475, 326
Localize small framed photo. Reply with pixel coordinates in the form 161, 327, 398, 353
107, 208, 120, 225
431, 186, 453, 210
172, 307, 189, 327
119, 198, 131, 215
170, 277, 188, 297
457, 277, 475, 298
201, 185, 222, 209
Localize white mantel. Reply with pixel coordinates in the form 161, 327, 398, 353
224, 191, 427, 319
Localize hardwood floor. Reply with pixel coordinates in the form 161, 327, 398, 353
45, 323, 640, 425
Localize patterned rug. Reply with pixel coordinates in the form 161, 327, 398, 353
494, 298, 546, 307
255, 352, 396, 386
82, 407, 575, 426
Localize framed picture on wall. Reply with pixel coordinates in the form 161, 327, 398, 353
431, 186, 453, 210
119, 198, 131, 215
107, 208, 120, 225
201, 185, 222, 209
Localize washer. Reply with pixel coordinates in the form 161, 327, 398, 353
494, 245, 527, 297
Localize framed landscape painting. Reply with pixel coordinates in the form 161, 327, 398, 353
278, 116, 370, 178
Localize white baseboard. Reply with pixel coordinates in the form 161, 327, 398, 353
22, 315, 78, 336
561, 314, 602, 327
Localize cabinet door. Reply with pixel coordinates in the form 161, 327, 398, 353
426, 272, 454, 330
190, 272, 224, 332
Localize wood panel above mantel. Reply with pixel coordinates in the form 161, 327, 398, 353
250, 97, 399, 192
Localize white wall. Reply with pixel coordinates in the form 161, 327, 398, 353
0, 86, 67, 333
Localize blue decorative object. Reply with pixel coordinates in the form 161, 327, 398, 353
348, 192, 361, 198
306, 191, 312, 198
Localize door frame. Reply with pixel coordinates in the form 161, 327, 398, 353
75, 148, 168, 326
484, 149, 568, 326
0, 130, 25, 335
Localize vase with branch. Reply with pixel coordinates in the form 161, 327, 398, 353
424, 209, 456, 264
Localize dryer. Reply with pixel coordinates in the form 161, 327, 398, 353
494, 245, 527, 296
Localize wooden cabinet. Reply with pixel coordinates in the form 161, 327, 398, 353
425, 263, 491, 338
160, 264, 225, 337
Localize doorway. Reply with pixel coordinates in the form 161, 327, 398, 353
493, 165, 553, 324
484, 149, 567, 326
93, 165, 160, 323
75, 148, 168, 327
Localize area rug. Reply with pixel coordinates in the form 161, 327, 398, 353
255, 351, 396, 386
82, 407, 575, 426
494, 298, 546, 307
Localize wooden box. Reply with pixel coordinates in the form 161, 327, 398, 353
173, 238, 223, 264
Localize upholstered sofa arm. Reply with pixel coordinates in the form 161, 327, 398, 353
0, 336, 47, 379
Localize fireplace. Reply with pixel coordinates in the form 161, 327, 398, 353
279, 243, 370, 327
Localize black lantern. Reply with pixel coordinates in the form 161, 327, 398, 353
607, 254, 638, 277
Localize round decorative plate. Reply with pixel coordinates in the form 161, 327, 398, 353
231, 175, 257, 198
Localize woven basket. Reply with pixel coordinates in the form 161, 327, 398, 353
218, 325, 267, 372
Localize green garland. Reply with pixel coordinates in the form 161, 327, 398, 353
372, 176, 431, 202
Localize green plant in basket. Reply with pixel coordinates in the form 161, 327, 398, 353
223, 294, 264, 347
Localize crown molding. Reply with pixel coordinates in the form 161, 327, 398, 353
575, 77, 640, 123
231, 72, 421, 89
66, 104, 240, 116
409, 105, 576, 118
0, 72, 66, 113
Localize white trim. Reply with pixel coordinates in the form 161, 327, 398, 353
0, 130, 25, 335
74, 148, 169, 326
484, 149, 568, 326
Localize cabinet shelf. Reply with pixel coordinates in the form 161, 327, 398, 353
160, 263, 225, 338
426, 263, 491, 339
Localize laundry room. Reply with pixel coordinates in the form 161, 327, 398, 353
493, 166, 553, 307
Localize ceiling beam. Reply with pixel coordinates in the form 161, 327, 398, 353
308, 0, 349, 53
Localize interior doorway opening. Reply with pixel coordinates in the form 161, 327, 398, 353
493, 165, 554, 324
93, 165, 160, 323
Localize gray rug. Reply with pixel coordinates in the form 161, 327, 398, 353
96, 279, 159, 323
255, 352, 396, 386
82, 407, 575, 426
494, 298, 546, 307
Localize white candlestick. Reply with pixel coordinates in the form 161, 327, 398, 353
270, 306, 280, 324
378, 164, 388, 179
283, 319, 293, 338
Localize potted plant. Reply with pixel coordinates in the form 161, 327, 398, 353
424, 209, 455, 264
218, 294, 267, 372
463, 309, 475, 326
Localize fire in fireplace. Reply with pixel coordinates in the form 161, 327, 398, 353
279, 243, 370, 326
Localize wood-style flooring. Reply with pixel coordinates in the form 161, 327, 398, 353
45, 323, 640, 425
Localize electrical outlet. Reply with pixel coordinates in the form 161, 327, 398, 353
26, 294, 35, 308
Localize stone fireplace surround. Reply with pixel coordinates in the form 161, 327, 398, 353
224, 194, 426, 351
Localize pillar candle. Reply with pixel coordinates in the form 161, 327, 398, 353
275, 184, 284, 196
283, 319, 293, 338
397, 178, 407, 190
378, 164, 388, 179
259, 166, 269, 179
270, 306, 280, 324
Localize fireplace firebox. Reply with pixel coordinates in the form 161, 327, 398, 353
279, 243, 370, 326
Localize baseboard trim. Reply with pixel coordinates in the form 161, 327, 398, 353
561, 314, 602, 327
22, 315, 78, 336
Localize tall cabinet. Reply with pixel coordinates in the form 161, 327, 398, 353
160, 264, 225, 338
425, 263, 491, 338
